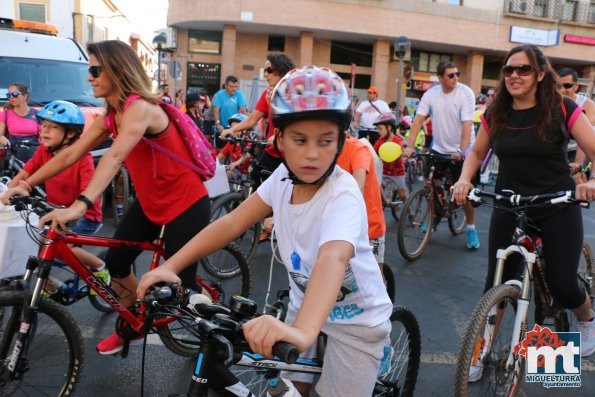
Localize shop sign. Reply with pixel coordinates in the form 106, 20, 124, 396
510, 26, 559, 46
564, 35, 595, 46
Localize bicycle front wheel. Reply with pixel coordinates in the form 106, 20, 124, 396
447, 200, 466, 235
0, 291, 84, 396
453, 284, 525, 397
158, 243, 252, 357
210, 192, 260, 265
111, 166, 132, 226
560, 240, 595, 332
373, 305, 421, 397
397, 187, 433, 261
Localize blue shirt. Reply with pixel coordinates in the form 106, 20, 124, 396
212, 89, 246, 127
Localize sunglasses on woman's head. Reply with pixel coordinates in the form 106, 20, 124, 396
444, 71, 461, 79
559, 82, 575, 89
88, 65, 102, 78
502, 64, 535, 77
5, 92, 21, 98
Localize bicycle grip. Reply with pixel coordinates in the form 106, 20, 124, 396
272, 342, 299, 364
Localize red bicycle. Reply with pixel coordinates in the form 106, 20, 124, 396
0, 195, 252, 396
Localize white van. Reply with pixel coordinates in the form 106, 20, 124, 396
0, 18, 103, 128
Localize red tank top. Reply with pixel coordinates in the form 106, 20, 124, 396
109, 106, 207, 224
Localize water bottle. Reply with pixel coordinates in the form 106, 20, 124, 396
266, 378, 301, 397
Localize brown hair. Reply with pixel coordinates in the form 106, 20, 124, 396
86, 40, 159, 113
486, 44, 560, 141
4, 82, 29, 110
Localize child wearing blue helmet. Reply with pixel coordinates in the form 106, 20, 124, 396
6, 100, 110, 294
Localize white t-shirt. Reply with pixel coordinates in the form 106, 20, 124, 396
356, 100, 391, 129
257, 164, 392, 327
416, 83, 475, 154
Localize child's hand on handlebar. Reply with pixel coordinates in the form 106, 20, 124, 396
136, 266, 181, 299
243, 315, 310, 359
0, 185, 30, 205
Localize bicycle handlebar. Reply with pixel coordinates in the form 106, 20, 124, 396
467, 188, 587, 207
225, 136, 268, 147
409, 152, 461, 162
8, 195, 62, 216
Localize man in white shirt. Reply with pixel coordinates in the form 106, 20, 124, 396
404, 60, 479, 249
353, 86, 390, 145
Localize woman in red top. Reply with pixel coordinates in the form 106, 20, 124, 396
1, 40, 211, 355
220, 54, 295, 186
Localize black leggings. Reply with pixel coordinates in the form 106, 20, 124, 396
105, 195, 210, 291
486, 206, 586, 309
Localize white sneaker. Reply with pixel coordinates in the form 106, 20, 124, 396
577, 310, 595, 357
468, 360, 484, 383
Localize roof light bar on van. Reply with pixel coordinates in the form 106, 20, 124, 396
0, 17, 58, 35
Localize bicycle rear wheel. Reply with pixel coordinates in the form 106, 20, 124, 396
390, 190, 401, 222
447, 200, 466, 235
453, 284, 525, 397
157, 244, 252, 357
397, 187, 433, 261
382, 265, 396, 304
111, 166, 133, 226
373, 305, 421, 397
0, 291, 84, 396
210, 192, 260, 265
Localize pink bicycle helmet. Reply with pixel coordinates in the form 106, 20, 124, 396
373, 112, 397, 128
401, 115, 413, 128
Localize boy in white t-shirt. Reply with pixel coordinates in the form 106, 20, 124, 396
137, 66, 393, 397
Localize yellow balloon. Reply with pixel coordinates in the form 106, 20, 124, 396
378, 142, 402, 162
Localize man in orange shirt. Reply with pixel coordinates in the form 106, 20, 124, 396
336, 134, 387, 273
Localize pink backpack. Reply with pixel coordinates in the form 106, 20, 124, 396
105, 94, 217, 181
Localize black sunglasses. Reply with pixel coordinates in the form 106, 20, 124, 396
88, 65, 102, 78
487, 93, 495, 97
264, 67, 274, 74
5, 92, 21, 98
559, 82, 575, 89
443, 71, 461, 79
502, 64, 535, 77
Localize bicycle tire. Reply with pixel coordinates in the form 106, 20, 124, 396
88, 293, 114, 313
405, 162, 415, 194
157, 243, 252, 357
373, 305, 421, 397
397, 187, 433, 261
111, 166, 132, 226
390, 190, 400, 222
382, 265, 396, 304
447, 199, 466, 235
453, 284, 525, 397
0, 290, 84, 396
210, 192, 260, 266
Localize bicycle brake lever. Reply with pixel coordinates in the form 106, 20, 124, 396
212, 333, 234, 367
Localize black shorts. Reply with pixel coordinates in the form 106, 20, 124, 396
428, 149, 476, 184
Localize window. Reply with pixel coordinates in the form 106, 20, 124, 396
411, 50, 451, 73
268, 35, 285, 52
447, 0, 462, 5
188, 30, 222, 54
508, 0, 527, 13
590, 0, 595, 23
330, 41, 373, 67
337, 72, 371, 89
187, 62, 221, 96
561, 0, 578, 21
532, 0, 549, 17
18, 3, 45, 22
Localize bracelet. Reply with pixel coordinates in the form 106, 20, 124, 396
76, 194, 93, 210
18, 180, 32, 193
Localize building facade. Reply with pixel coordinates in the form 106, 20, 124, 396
166, 0, 595, 107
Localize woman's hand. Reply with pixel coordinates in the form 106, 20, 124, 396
243, 315, 310, 358
452, 180, 474, 206
38, 202, 86, 233
575, 178, 595, 202
0, 185, 30, 205
136, 265, 182, 299
0, 136, 10, 147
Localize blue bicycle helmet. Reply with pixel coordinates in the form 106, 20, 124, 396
36, 100, 85, 152
228, 113, 248, 125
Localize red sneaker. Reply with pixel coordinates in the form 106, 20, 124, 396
96, 332, 144, 355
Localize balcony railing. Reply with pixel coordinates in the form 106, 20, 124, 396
504, 0, 594, 24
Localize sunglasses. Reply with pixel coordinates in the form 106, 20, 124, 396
487, 93, 495, 97
88, 65, 102, 78
559, 82, 575, 89
264, 67, 274, 74
443, 71, 461, 79
5, 92, 21, 98
502, 64, 535, 77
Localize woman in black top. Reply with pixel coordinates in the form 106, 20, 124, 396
453, 44, 595, 363
185, 92, 203, 130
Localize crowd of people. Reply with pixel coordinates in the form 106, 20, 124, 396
1, 38, 595, 395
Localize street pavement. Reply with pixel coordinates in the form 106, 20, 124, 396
61, 193, 595, 396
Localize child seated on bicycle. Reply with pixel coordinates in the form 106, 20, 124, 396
138, 66, 393, 397
217, 113, 252, 187
373, 113, 408, 206
5, 100, 110, 295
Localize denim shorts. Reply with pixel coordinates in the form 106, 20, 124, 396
71, 217, 102, 235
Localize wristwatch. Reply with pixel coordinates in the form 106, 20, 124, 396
456, 148, 465, 157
